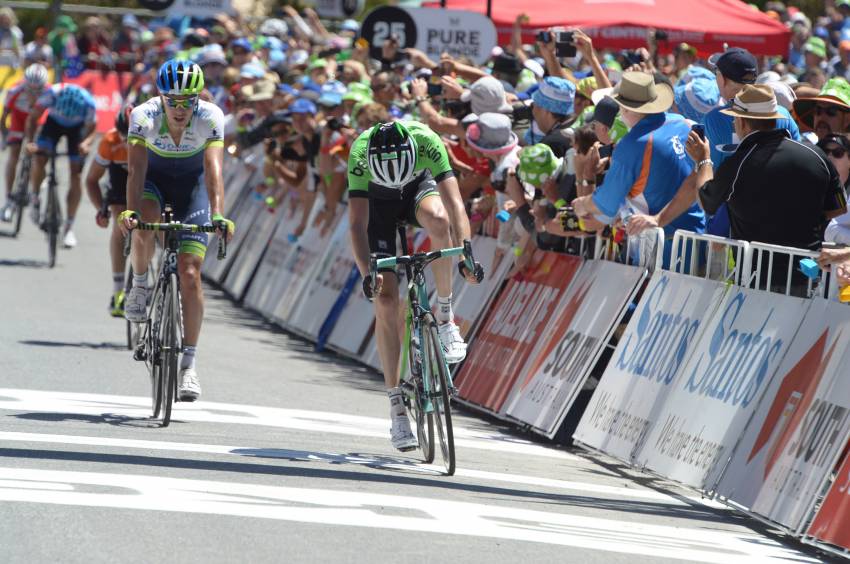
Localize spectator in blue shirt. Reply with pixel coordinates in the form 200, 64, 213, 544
572, 71, 705, 267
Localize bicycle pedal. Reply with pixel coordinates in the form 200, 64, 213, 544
133, 348, 147, 362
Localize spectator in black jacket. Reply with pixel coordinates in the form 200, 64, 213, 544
687, 84, 846, 293
688, 84, 846, 251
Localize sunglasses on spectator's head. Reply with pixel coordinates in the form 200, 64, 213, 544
824, 145, 847, 159
164, 95, 198, 109
815, 105, 848, 117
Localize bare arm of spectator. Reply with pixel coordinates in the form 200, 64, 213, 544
573, 29, 612, 89
505, 169, 535, 234
281, 6, 314, 40
817, 246, 850, 270
824, 208, 850, 245
303, 8, 331, 40
510, 14, 530, 63
404, 48, 437, 71
410, 78, 464, 137
442, 55, 487, 82
537, 34, 569, 81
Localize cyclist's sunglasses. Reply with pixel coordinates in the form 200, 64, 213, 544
815, 105, 849, 117
164, 95, 198, 109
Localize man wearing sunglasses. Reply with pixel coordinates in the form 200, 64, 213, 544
119, 59, 235, 402
793, 78, 850, 141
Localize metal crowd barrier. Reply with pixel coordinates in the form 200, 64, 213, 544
670, 230, 750, 285
746, 241, 829, 299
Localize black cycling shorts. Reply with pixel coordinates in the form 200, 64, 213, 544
361, 171, 439, 268
105, 163, 128, 206
36, 116, 84, 163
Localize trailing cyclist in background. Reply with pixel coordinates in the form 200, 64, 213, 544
24, 81, 97, 248
0, 63, 50, 223
85, 104, 133, 317
347, 120, 483, 452
120, 59, 234, 402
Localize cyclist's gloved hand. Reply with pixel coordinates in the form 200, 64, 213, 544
118, 210, 139, 233
458, 260, 485, 284
212, 213, 236, 241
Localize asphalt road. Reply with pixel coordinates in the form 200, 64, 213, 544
0, 153, 830, 564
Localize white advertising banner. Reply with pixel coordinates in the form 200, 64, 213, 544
408, 8, 497, 66
287, 211, 355, 339
271, 194, 343, 326
360, 6, 496, 65
505, 260, 646, 438
449, 236, 511, 340
572, 271, 728, 463
222, 204, 282, 300
637, 289, 813, 489
242, 206, 303, 318
168, 0, 234, 18
712, 299, 850, 531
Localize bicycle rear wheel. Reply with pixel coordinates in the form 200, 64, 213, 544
408, 327, 434, 463
12, 157, 30, 238
160, 273, 181, 427
423, 315, 455, 475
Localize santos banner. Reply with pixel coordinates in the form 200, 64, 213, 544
504, 260, 646, 438
455, 251, 582, 416
637, 289, 813, 489
712, 298, 850, 531
572, 271, 728, 463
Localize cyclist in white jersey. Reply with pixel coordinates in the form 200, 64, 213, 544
120, 59, 234, 402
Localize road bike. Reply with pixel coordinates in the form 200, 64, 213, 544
129, 206, 226, 427
369, 233, 478, 476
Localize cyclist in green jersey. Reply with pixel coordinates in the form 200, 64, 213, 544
348, 120, 482, 451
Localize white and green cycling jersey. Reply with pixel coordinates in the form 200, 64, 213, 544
347, 120, 454, 199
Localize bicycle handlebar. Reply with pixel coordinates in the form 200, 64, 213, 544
124, 221, 228, 260
374, 246, 465, 271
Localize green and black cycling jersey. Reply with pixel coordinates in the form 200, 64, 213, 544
347, 120, 454, 199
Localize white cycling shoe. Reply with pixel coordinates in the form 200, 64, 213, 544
0, 203, 13, 222
62, 228, 77, 249
124, 285, 148, 323
390, 413, 418, 452
438, 321, 467, 364
178, 368, 201, 402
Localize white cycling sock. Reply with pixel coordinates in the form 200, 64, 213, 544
387, 387, 406, 417
65, 216, 75, 229
181, 345, 197, 370
132, 272, 148, 288
113, 273, 125, 293
435, 294, 453, 324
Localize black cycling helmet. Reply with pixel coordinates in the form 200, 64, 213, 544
115, 103, 133, 136
366, 122, 418, 188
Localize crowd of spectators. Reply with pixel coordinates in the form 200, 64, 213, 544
2, 1, 850, 290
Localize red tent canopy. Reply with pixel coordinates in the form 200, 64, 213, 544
422, 0, 791, 57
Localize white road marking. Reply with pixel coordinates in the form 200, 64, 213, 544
0, 388, 577, 460
0, 467, 817, 564
0, 431, 707, 504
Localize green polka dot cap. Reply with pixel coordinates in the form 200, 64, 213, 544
518, 144, 563, 186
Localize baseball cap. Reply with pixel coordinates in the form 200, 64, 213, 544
291, 98, 317, 114
318, 91, 343, 107
240, 63, 266, 79
591, 96, 620, 129
340, 19, 359, 33
708, 47, 758, 84
231, 38, 253, 53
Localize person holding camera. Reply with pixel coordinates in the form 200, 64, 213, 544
571, 72, 705, 267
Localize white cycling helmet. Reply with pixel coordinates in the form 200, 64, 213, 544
366, 122, 418, 188
24, 63, 49, 88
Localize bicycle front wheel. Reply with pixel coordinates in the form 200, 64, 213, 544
408, 328, 434, 464
160, 273, 181, 427
12, 157, 30, 238
45, 182, 60, 268
423, 315, 455, 476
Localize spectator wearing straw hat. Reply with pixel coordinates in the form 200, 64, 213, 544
572, 71, 705, 265
687, 84, 845, 252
